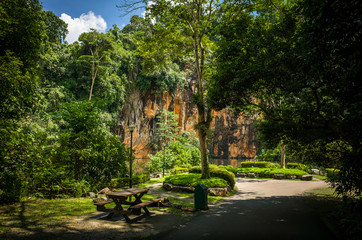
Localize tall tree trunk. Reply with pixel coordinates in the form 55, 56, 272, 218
193, 32, 211, 179
280, 143, 286, 168
89, 61, 98, 102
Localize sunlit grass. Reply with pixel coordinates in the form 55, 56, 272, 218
0, 198, 95, 233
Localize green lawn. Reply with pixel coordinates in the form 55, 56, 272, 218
0, 198, 95, 233
0, 176, 234, 233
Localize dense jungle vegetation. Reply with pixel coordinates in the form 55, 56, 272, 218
1, 0, 361, 204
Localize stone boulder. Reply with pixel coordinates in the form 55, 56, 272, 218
208, 187, 228, 196
175, 186, 195, 193
273, 174, 285, 179
301, 175, 313, 181
92, 196, 108, 204
98, 187, 112, 195
236, 173, 247, 178
163, 182, 173, 191
247, 173, 257, 178
286, 175, 297, 179
83, 192, 96, 198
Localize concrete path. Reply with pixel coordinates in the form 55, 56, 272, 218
147, 178, 338, 240
3, 178, 338, 240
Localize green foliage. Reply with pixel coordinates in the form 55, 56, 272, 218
146, 148, 176, 174
53, 100, 128, 186
0, 0, 45, 68
155, 110, 181, 147
286, 163, 311, 173
42, 11, 68, 44
0, 52, 39, 121
110, 172, 150, 188
254, 148, 281, 162
165, 174, 228, 188
233, 167, 308, 177
189, 166, 235, 188
136, 63, 186, 94
146, 131, 201, 174
170, 167, 189, 175
209, 0, 362, 197
240, 161, 279, 168
325, 168, 341, 183
149, 112, 199, 176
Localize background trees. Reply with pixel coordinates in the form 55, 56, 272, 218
209, 0, 362, 197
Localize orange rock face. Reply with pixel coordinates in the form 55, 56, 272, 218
117, 87, 258, 166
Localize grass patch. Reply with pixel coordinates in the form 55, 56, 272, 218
132, 177, 165, 189
304, 187, 361, 240
0, 198, 95, 233
312, 175, 328, 181
165, 173, 228, 188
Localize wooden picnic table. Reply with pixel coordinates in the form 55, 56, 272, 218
94, 188, 168, 222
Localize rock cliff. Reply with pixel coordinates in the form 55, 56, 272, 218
116, 87, 258, 167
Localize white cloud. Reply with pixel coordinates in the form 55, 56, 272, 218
60, 11, 107, 43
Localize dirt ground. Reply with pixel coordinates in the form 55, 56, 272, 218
2, 178, 331, 240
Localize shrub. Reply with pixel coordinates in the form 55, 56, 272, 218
165, 173, 228, 188
235, 167, 308, 177
110, 171, 150, 188
326, 168, 341, 182
286, 163, 311, 173
189, 166, 235, 187
170, 167, 189, 174
240, 161, 278, 168
219, 165, 238, 174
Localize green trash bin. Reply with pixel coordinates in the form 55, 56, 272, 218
194, 183, 208, 210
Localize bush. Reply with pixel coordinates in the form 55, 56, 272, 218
240, 161, 279, 168
165, 173, 228, 188
286, 163, 311, 173
110, 171, 150, 188
170, 167, 189, 174
219, 165, 238, 174
326, 168, 341, 182
189, 166, 235, 187
235, 167, 309, 177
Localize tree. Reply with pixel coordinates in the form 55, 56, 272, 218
54, 100, 128, 184
209, 0, 362, 197
43, 11, 68, 44
0, 0, 45, 203
155, 110, 181, 176
0, 0, 45, 69
78, 30, 114, 101
118, 0, 226, 178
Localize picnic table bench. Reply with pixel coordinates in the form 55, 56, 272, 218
94, 188, 168, 222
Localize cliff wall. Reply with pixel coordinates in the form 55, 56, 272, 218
116, 87, 258, 167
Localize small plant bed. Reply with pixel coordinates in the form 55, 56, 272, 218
163, 173, 230, 196
230, 167, 312, 180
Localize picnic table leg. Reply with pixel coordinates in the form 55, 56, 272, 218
122, 214, 131, 222
143, 206, 150, 214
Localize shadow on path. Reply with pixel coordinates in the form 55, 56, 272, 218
148, 195, 340, 240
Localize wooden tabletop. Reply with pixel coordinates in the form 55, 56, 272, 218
106, 188, 149, 198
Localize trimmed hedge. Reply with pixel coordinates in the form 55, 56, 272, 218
240, 161, 280, 168
110, 172, 150, 188
286, 163, 301, 168
170, 167, 189, 175
235, 167, 308, 177
165, 173, 228, 188
189, 166, 235, 187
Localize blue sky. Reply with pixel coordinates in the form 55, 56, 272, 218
41, 0, 145, 43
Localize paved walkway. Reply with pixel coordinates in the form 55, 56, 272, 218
3, 178, 339, 240
148, 178, 338, 240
